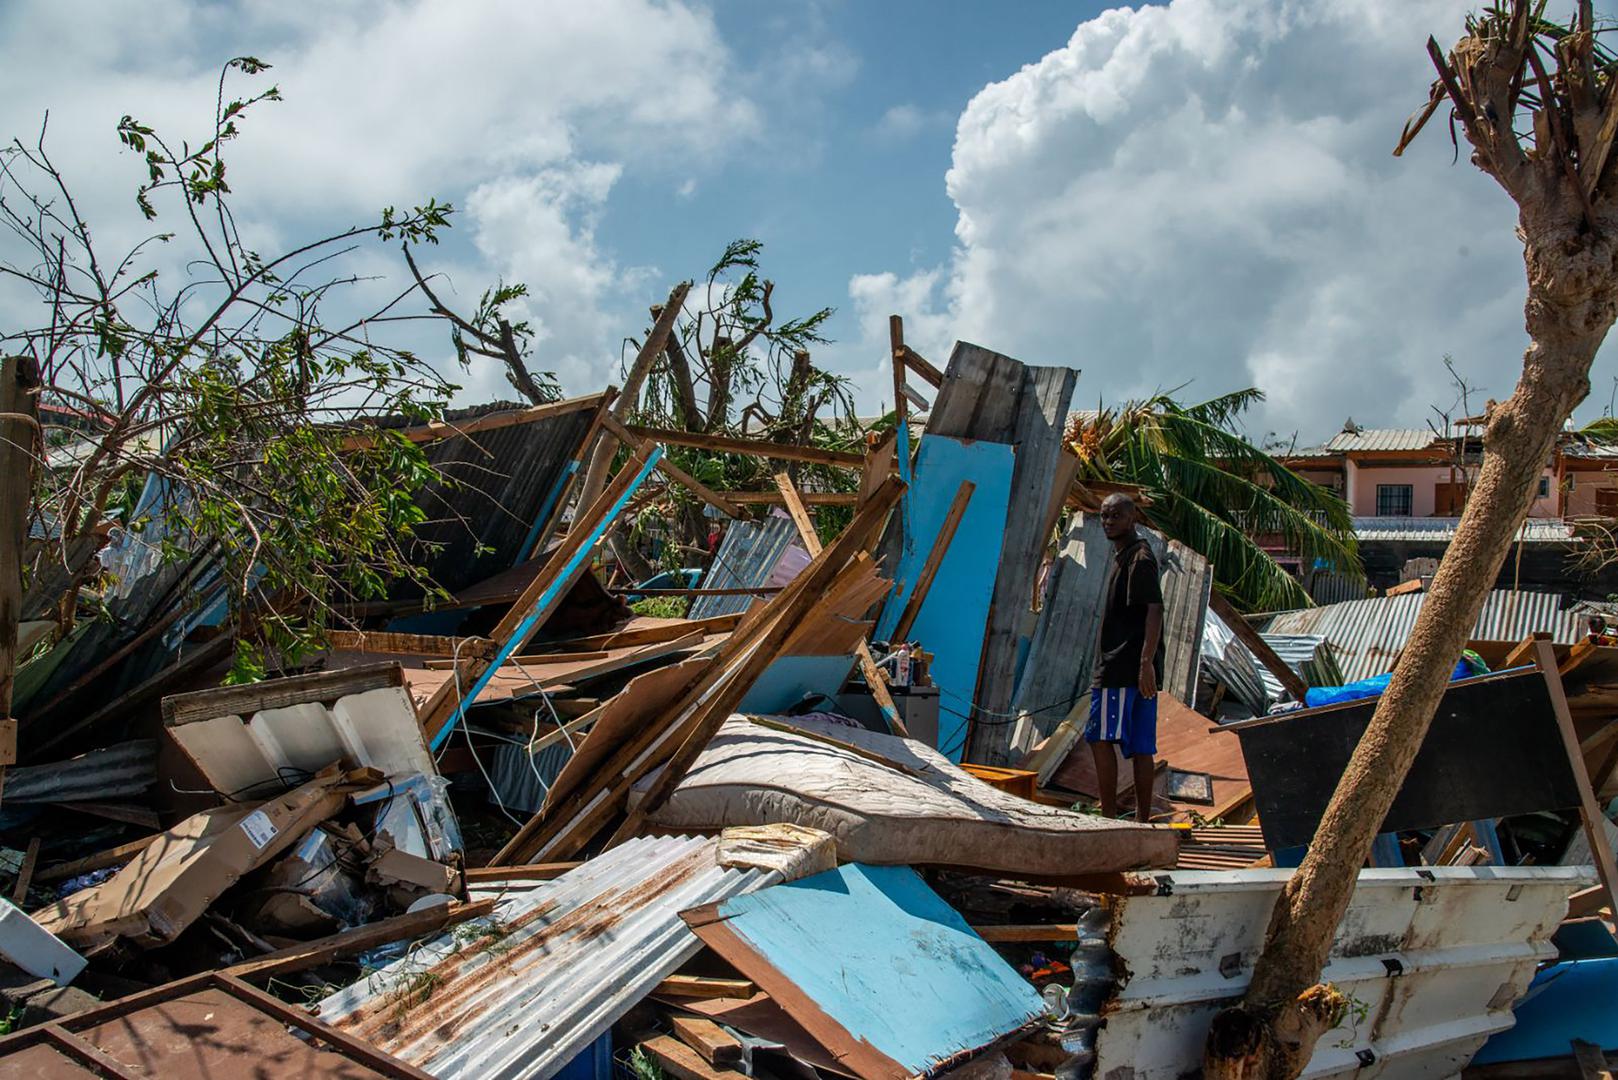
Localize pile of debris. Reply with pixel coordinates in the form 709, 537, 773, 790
0, 336, 1610, 1079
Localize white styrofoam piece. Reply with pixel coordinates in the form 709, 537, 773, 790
0, 900, 86, 986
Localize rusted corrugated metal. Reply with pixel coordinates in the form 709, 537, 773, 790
1263, 590, 1585, 683
1065, 866, 1591, 1079
690, 513, 805, 619
317, 834, 772, 1080
1, 739, 157, 803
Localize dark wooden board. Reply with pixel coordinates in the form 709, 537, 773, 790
1229, 668, 1583, 851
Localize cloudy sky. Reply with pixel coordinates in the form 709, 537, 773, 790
3, 0, 1612, 446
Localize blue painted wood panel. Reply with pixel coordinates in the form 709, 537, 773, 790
875, 435, 1014, 762
701, 863, 1044, 1077
738, 654, 858, 714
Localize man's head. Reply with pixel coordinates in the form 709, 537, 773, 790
1098, 493, 1139, 542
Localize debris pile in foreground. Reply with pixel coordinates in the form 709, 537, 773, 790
0, 337, 1611, 1079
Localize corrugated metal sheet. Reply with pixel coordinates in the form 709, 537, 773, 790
317, 834, 772, 1080
1323, 428, 1441, 453
1075, 865, 1592, 1079
1, 740, 157, 803
690, 513, 805, 619
1200, 618, 1340, 710
403, 402, 598, 595
1353, 516, 1575, 543
1255, 634, 1343, 703
486, 737, 572, 814
1264, 589, 1586, 683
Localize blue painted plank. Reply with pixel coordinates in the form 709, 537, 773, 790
875, 436, 1014, 762
738, 654, 858, 714
699, 863, 1044, 1076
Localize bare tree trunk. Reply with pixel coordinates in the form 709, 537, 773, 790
1206, 142, 1616, 1080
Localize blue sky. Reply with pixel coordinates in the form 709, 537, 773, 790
3, 0, 1614, 443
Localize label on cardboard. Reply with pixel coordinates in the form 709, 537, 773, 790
240, 810, 278, 850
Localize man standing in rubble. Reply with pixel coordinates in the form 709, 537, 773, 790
1086, 493, 1163, 823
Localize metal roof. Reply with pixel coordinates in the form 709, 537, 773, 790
1353, 516, 1576, 543
317, 834, 773, 1080
1085, 865, 1591, 1078
1, 739, 157, 803
690, 512, 805, 619
1322, 428, 1440, 453
1263, 589, 1586, 682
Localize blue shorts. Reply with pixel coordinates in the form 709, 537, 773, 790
1084, 686, 1158, 758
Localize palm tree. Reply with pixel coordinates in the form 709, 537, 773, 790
1067, 388, 1361, 611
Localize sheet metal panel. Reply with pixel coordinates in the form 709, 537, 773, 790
683, 863, 1045, 1080
317, 834, 770, 1080
1011, 512, 1108, 739
1353, 516, 1574, 543
1264, 590, 1585, 683
874, 435, 1015, 762
404, 402, 598, 595
1090, 866, 1591, 1079
1, 739, 157, 802
1322, 429, 1439, 453
690, 513, 803, 619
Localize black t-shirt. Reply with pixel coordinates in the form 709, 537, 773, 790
1092, 536, 1165, 688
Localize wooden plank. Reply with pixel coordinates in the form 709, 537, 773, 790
508, 481, 902, 864
640, 1034, 744, 1080
770, 470, 906, 732
575, 281, 692, 512
336, 391, 607, 451
625, 425, 864, 468
1538, 639, 1618, 922
12, 837, 38, 905
600, 413, 745, 519
612, 587, 781, 597
36, 834, 160, 884
1566, 882, 1610, 919
325, 631, 495, 659
653, 975, 756, 999
712, 490, 858, 506
215, 973, 434, 1078
773, 473, 820, 547
462, 863, 581, 884
1208, 589, 1309, 702
899, 344, 945, 388
1572, 1039, 1613, 1080
858, 428, 898, 512
542, 614, 742, 652
971, 924, 1078, 943
891, 481, 974, 643
670, 1016, 744, 1069
1504, 632, 1551, 670
416, 442, 661, 749
164, 660, 404, 728
227, 899, 496, 981
602, 479, 905, 850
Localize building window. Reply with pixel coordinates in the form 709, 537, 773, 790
1598, 487, 1618, 517
1376, 484, 1414, 517
1538, 476, 1551, 499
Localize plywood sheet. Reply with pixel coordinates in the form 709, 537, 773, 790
874, 436, 1014, 762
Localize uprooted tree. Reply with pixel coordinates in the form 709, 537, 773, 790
1205, 5, 1618, 1076
0, 58, 473, 685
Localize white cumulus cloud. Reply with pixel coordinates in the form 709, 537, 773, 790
839, 0, 1601, 442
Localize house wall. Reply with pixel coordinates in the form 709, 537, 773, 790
1345, 461, 1559, 517
1565, 466, 1618, 516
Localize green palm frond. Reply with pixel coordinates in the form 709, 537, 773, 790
1069, 389, 1362, 611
